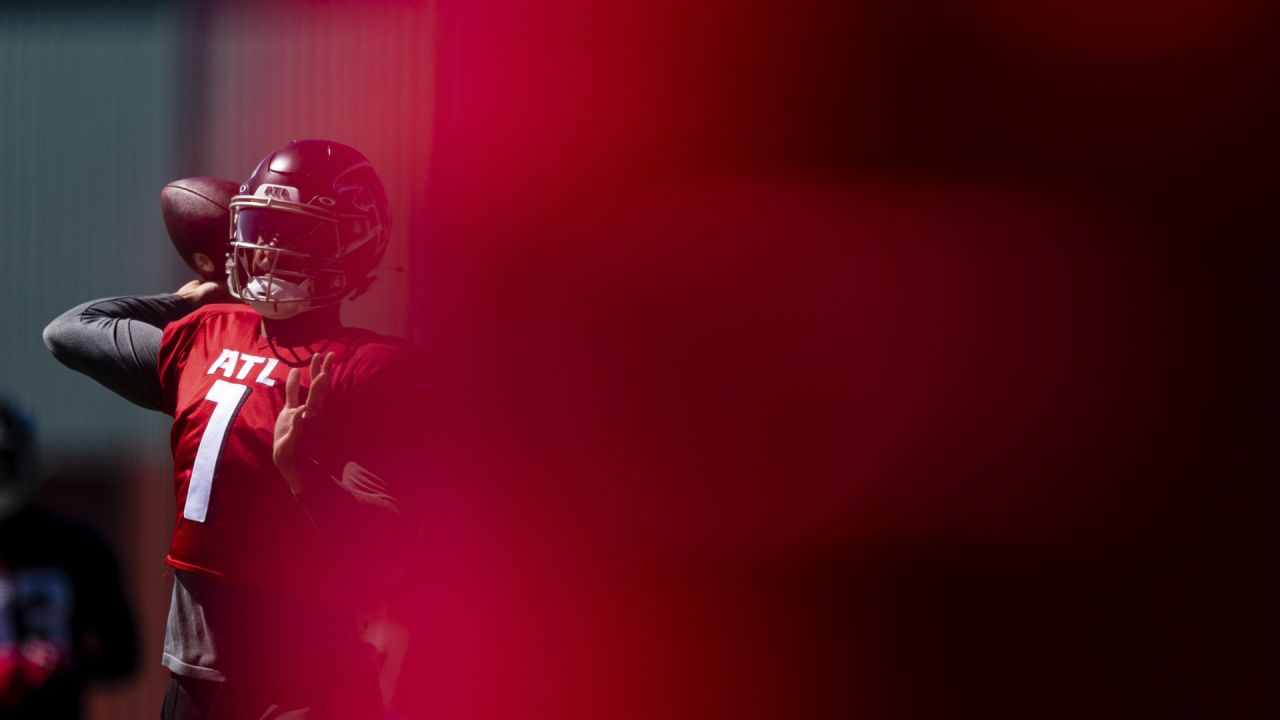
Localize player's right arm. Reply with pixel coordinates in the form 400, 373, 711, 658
42, 281, 223, 412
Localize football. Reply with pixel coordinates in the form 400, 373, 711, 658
161, 177, 240, 281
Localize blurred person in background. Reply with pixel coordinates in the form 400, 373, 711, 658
43, 139, 425, 720
0, 396, 138, 719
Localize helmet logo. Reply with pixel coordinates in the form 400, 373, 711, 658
256, 184, 300, 202
332, 162, 383, 216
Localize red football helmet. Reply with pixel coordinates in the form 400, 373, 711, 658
227, 139, 390, 319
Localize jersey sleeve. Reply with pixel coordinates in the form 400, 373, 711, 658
42, 294, 194, 412
157, 308, 208, 416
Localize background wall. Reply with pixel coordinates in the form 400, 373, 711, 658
0, 1, 179, 451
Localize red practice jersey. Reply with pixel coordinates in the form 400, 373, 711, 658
157, 304, 422, 600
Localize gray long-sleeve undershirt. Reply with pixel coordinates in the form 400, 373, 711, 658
42, 294, 193, 412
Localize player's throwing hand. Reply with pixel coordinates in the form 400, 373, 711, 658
174, 279, 231, 308
274, 351, 336, 490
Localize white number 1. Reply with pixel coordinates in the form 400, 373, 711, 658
184, 379, 251, 522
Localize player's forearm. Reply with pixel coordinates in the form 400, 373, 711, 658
42, 294, 193, 411
283, 458, 413, 577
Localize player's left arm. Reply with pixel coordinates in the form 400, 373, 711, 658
274, 350, 427, 579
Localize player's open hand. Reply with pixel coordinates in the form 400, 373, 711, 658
274, 351, 335, 490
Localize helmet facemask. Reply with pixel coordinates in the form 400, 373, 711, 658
226, 201, 353, 319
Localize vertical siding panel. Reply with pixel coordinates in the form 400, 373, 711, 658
0, 4, 179, 451
196, 0, 436, 342
0, 6, 181, 719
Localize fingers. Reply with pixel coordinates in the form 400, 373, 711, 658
176, 279, 210, 307
303, 352, 337, 420
284, 367, 301, 408
282, 352, 336, 420
296, 348, 337, 417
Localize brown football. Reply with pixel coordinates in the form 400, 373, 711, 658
161, 177, 240, 281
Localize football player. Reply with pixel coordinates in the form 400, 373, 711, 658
43, 140, 425, 719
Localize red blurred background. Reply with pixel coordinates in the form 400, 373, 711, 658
401, 1, 1272, 717
5, 0, 1273, 717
